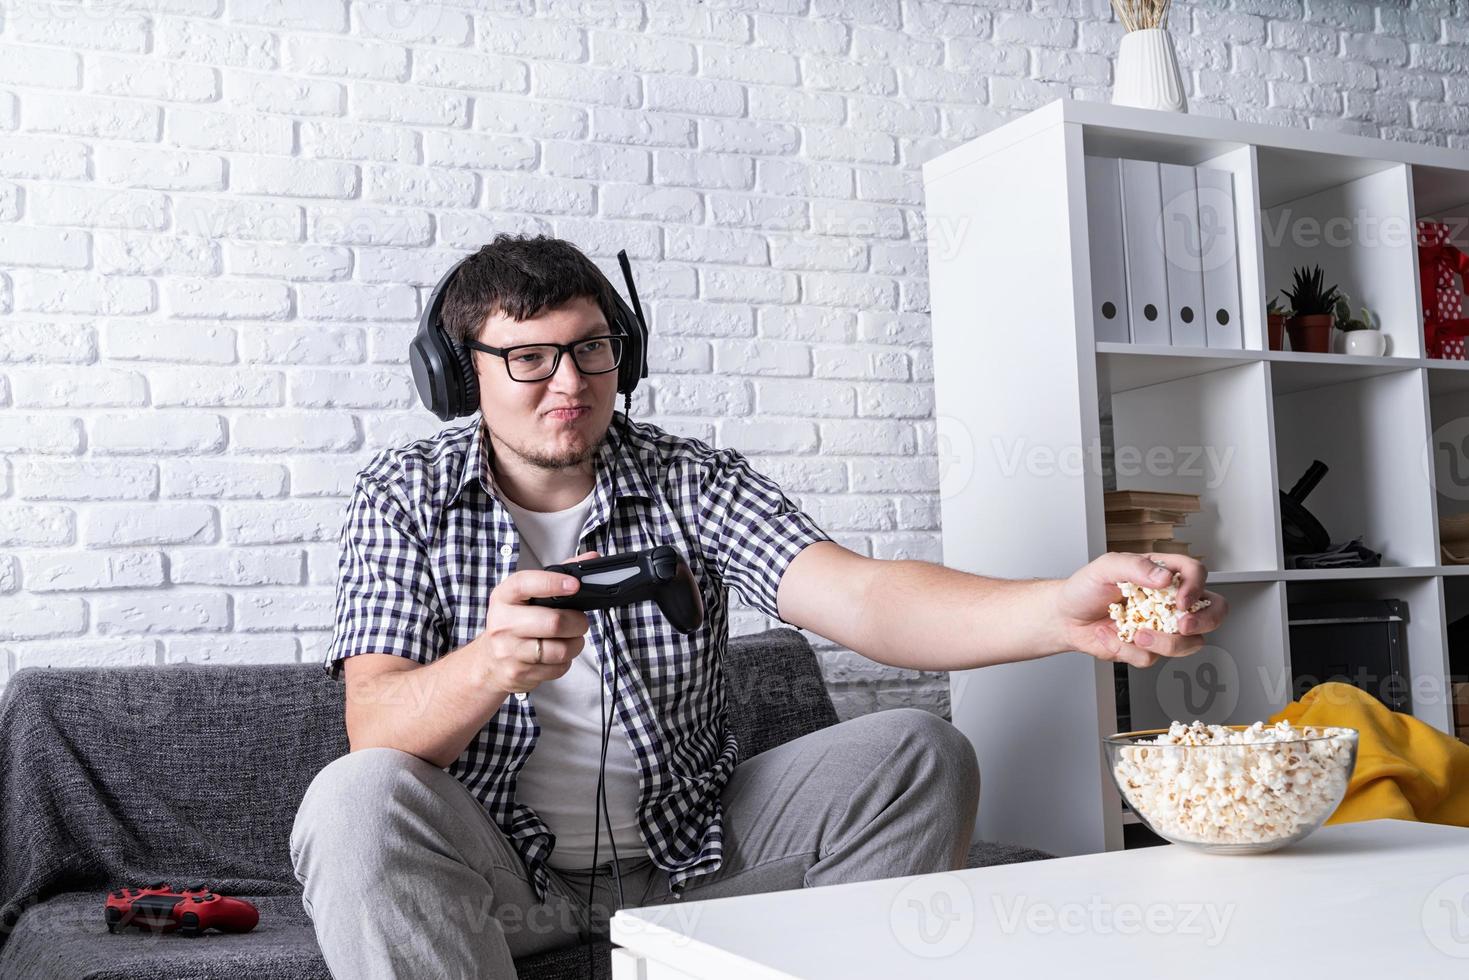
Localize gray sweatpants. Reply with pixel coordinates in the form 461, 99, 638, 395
289, 707, 980, 980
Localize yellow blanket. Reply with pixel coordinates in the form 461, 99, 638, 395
1269, 682, 1469, 827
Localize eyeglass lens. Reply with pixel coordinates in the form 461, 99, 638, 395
508, 337, 623, 381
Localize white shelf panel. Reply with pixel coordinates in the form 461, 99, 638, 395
1213, 566, 1469, 582
1096, 343, 1259, 394
1209, 566, 1451, 583
1267, 352, 1425, 396
1253, 146, 1407, 211
1412, 163, 1469, 219
1205, 569, 1280, 583
924, 99, 1469, 190
1095, 345, 1459, 397
1279, 566, 1442, 581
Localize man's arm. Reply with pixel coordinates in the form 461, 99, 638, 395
777, 542, 1227, 671
777, 542, 1069, 670
343, 643, 510, 769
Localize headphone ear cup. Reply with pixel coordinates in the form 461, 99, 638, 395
618, 321, 641, 396
617, 330, 633, 396
615, 306, 645, 397
451, 340, 479, 415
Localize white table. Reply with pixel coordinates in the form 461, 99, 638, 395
610, 819, 1469, 979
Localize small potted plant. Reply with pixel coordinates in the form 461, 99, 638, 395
1267, 296, 1291, 351
1333, 294, 1386, 356
1281, 265, 1341, 354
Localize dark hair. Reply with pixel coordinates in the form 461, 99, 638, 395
441, 233, 621, 347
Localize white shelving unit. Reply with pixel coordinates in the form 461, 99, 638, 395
922, 99, 1469, 859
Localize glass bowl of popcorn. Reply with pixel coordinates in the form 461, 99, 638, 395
1103, 721, 1359, 854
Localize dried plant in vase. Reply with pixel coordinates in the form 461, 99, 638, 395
1110, 0, 1187, 114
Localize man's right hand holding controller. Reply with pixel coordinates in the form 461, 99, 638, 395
477, 550, 601, 696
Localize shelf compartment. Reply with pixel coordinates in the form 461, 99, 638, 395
1106, 360, 1279, 572
1412, 163, 1469, 227
1268, 351, 1426, 396
1285, 576, 1452, 735
1096, 343, 1260, 395
1259, 158, 1423, 359
1270, 364, 1437, 568
1411, 163, 1469, 369
1122, 581, 1290, 730
1212, 566, 1469, 582
1427, 374, 1469, 548
1079, 143, 1262, 353
1425, 360, 1469, 395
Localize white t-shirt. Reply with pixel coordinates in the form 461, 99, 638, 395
499, 488, 646, 869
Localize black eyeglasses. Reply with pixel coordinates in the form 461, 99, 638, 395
465, 335, 624, 383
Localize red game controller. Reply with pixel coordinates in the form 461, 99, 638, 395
105, 882, 259, 937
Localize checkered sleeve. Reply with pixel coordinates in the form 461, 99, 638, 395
324, 476, 448, 680
694, 447, 832, 624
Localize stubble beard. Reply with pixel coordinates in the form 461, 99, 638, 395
491, 417, 609, 473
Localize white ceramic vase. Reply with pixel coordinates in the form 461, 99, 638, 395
1112, 28, 1187, 114
1344, 330, 1388, 356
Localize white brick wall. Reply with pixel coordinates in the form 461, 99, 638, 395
2, 0, 1467, 719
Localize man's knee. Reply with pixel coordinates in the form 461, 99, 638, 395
865, 708, 980, 811
291, 747, 425, 873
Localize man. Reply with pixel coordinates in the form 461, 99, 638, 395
290, 235, 1229, 978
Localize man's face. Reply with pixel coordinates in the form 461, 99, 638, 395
472, 295, 620, 473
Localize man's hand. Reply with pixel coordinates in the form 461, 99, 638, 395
1053, 552, 1229, 669
476, 549, 600, 695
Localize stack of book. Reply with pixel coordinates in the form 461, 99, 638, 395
1104, 490, 1202, 559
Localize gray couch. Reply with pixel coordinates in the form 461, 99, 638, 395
0, 627, 1052, 980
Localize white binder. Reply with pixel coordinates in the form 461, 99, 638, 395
1194, 166, 1243, 349
1159, 163, 1207, 347
1118, 158, 1171, 345
1084, 156, 1131, 344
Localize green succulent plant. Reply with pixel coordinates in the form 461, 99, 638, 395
1281, 265, 1342, 317
1267, 296, 1292, 317
1332, 294, 1379, 332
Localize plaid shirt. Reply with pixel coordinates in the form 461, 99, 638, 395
324, 414, 832, 902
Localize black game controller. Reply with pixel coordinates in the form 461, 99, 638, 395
527, 545, 704, 634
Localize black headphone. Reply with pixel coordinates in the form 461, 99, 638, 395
409, 248, 651, 422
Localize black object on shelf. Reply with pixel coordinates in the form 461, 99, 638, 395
1447, 613, 1469, 678
1288, 599, 1411, 713
1286, 535, 1382, 570
1280, 459, 1331, 555
1122, 821, 1168, 850
1113, 662, 1131, 733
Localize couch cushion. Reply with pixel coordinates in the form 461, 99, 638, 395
0, 890, 622, 980
722, 626, 839, 761
0, 893, 328, 980
968, 841, 1055, 867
